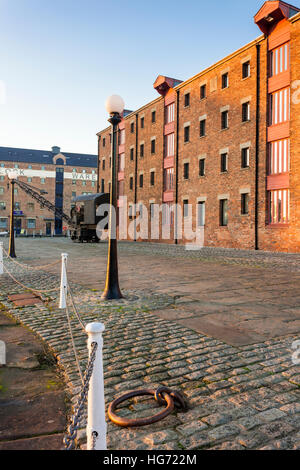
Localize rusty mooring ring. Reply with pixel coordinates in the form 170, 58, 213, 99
108, 387, 187, 427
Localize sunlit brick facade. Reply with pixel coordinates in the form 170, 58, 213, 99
97, 1, 300, 253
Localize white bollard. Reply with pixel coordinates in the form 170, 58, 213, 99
59, 253, 68, 309
0, 340, 6, 365
86, 322, 107, 450
0, 242, 3, 275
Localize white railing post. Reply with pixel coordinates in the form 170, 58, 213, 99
0, 242, 3, 275
86, 322, 107, 450
59, 253, 68, 309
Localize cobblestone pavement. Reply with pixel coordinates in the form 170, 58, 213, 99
0, 238, 299, 450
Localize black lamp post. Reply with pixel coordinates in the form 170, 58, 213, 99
101, 95, 124, 300
8, 171, 18, 258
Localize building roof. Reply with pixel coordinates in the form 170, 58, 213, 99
0, 146, 98, 168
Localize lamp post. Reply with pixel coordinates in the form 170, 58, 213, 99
101, 95, 124, 300
8, 171, 18, 258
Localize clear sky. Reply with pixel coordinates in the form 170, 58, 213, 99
0, 0, 297, 155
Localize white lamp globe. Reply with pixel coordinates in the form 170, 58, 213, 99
105, 95, 125, 115
8, 170, 18, 180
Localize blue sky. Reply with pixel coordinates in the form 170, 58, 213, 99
0, 0, 295, 155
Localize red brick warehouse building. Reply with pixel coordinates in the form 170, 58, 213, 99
97, 1, 300, 253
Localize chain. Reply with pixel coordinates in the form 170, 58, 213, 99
65, 291, 84, 385
63, 342, 98, 450
2, 264, 60, 294
2, 246, 61, 270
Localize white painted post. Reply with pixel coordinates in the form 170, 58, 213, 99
59, 253, 68, 309
86, 322, 107, 450
0, 242, 3, 275
0, 340, 5, 365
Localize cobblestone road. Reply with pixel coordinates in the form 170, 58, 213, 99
0, 238, 299, 450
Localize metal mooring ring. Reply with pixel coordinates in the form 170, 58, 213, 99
108, 388, 175, 427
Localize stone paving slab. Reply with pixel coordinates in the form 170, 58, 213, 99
0, 239, 299, 450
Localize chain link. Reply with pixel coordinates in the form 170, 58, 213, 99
63, 341, 98, 450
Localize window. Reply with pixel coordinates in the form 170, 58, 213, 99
129, 205, 134, 220
151, 139, 156, 154
28, 165, 32, 169
0, 187, 4, 194
119, 129, 125, 145
71, 192, 76, 198
183, 200, 189, 218
27, 219, 36, 229
41, 166, 45, 171
14, 202, 20, 210
241, 147, 250, 168
41, 178, 45, 184
270, 43, 290, 77
140, 143, 144, 158
27, 203, 34, 211
164, 168, 174, 191
184, 125, 190, 143
101, 179, 105, 192
27, 177, 32, 183
0, 176, 4, 181
197, 202, 205, 226
222, 73, 229, 89
82, 169, 86, 174
269, 189, 289, 224
118, 153, 125, 172
220, 199, 228, 226
0, 202, 6, 210
150, 171, 155, 186
14, 188, 18, 195
199, 159, 205, 177
183, 162, 189, 180
166, 133, 175, 157
220, 153, 228, 173
162, 202, 174, 226
102, 159, 105, 170
103, 138, 106, 147
221, 111, 229, 129
150, 203, 155, 219
0, 218, 7, 228
130, 148, 134, 161
72, 180, 76, 185
82, 181, 86, 186
0, 163, 4, 167
241, 193, 249, 215
200, 84, 206, 100
152, 111, 156, 123
130, 122, 134, 133
141, 117, 144, 128
242, 61, 250, 79
269, 139, 290, 175
242, 102, 250, 122
129, 176, 134, 190
14, 164, 19, 168
139, 174, 143, 188
166, 103, 175, 124
184, 93, 190, 107
270, 88, 290, 125
200, 119, 206, 137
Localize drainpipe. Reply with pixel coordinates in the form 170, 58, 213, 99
255, 43, 261, 251
97, 136, 100, 193
175, 90, 180, 245
134, 113, 138, 242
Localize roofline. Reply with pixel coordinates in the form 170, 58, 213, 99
96, 35, 265, 137
0, 145, 97, 158
289, 9, 300, 21
174, 34, 265, 92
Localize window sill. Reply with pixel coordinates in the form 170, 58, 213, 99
242, 120, 251, 124
220, 127, 229, 132
242, 75, 251, 81
241, 166, 250, 170
266, 223, 289, 228
199, 135, 206, 139
220, 171, 228, 174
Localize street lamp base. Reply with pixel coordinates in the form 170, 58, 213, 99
101, 285, 123, 301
